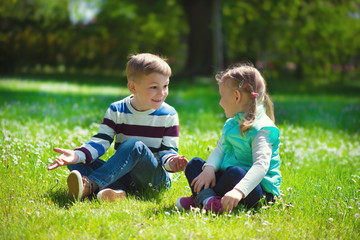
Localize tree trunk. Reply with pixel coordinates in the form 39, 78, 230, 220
181, 0, 216, 77
212, 0, 224, 73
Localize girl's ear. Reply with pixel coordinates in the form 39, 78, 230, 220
127, 81, 136, 94
234, 89, 242, 103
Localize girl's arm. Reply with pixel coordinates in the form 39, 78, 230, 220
221, 129, 272, 211
203, 138, 224, 171
233, 129, 272, 196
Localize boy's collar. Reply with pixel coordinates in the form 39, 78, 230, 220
127, 95, 155, 114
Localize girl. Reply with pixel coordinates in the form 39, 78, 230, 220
176, 64, 281, 214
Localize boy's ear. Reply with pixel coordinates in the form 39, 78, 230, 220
127, 81, 136, 94
234, 89, 242, 103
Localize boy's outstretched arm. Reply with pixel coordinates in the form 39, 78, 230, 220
168, 155, 188, 172
47, 148, 79, 170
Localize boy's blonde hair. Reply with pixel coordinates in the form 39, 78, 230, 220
216, 63, 275, 135
126, 53, 172, 82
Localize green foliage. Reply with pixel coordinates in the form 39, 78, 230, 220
0, 0, 187, 74
0, 77, 360, 239
222, 0, 360, 80
1, 0, 359, 80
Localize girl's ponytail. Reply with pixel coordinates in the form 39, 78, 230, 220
263, 92, 275, 122
240, 96, 257, 135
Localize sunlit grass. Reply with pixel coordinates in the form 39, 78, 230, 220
0, 78, 129, 96
1, 77, 360, 239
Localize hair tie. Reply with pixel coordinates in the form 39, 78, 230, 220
251, 92, 258, 98
239, 79, 247, 89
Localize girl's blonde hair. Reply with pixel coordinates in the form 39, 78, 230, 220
216, 63, 275, 135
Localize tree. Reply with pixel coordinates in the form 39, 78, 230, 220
181, 0, 224, 76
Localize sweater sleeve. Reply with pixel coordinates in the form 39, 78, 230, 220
159, 111, 180, 169
233, 129, 272, 197
203, 137, 224, 172
74, 106, 116, 164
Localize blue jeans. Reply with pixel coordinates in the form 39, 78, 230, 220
68, 139, 171, 192
185, 157, 273, 208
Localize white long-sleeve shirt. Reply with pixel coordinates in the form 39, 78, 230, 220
204, 129, 272, 197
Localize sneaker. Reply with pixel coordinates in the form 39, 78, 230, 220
82, 176, 95, 198
175, 196, 197, 211
204, 196, 223, 214
97, 188, 127, 202
67, 170, 94, 200
67, 170, 83, 201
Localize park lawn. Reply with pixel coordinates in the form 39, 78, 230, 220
0, 77, 359, 239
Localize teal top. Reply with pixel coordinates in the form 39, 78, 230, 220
220, 105, 281, 196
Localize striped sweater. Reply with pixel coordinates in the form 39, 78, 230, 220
75, 95, 179, 167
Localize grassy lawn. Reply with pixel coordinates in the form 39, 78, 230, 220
0, 76, 359, 239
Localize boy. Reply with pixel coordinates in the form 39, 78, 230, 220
48, 53, 188, 202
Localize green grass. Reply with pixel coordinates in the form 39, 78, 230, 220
1, 76, 360, 239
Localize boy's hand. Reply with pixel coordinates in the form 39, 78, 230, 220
191, 166, 216, 194
47, 148, 79, 171
169, 155, 188, 172
221, 189, 244, 212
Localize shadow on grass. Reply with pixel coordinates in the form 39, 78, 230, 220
157, 195, 283, 218
42, 183, 170, 209
43, 187, 74, 209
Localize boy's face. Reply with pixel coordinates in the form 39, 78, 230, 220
128, 72, 169, 111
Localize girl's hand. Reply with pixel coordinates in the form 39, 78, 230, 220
47, 148, 79, 170
221, 189, 244, 212
191, 166, 216, 194
169, 155, 188, 172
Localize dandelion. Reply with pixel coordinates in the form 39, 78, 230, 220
328, 218, 334, 222
355, 213, 359, 222
35, 211, 40, 217
285, 203, 294, 208
262, 220, 270, 225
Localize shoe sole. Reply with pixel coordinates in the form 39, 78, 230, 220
97, 189, 126, 202
67, 170, 83, 201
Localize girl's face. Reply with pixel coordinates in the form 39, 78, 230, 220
218, 81, 239, 118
